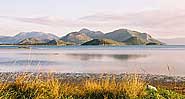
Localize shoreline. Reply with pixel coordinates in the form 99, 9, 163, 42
0, 72, 185, 83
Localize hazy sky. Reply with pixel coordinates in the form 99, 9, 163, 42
0, 0, 185, 38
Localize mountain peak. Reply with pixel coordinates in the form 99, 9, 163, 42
112, 29, 128, 32
79, 28, 104, 39
79, 28, 104, 34
105, 28, 163, 45
15, 31, 47, 37
11, 31, 59, 44
79, 28, 91, 33
60, 32, 92, 44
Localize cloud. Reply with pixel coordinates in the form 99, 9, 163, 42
159, 0, 185, 9
79, 9, 185, 38
80, 9, 185, 27
0, 16, 69, 26
1, 8, 185, 38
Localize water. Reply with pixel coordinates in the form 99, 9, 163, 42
0, 45, 185, 76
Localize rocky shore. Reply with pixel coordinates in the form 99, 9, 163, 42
0, 72, 185, 83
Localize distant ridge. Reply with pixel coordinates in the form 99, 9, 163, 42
14, 32, 59, 43
18, 38, 47, 45
0, 28, 165, 45
60, 32, 92, 44
79, 28, 104, 39
105, 29, 163, 45
0, 31, 59, 44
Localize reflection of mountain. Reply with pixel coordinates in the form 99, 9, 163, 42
112, 54, 148, 60
66, 54, 103, 61
66, 53, 148, 61
0, 60, 60, 66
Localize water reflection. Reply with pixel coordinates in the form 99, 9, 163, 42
66, 53, 148, 61
111, 54, 148, 60
66, 54, 103, 61
18, 53, 60, 56
0, 60, 60, 66
0, 46, 185, 76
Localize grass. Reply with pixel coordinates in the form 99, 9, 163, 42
0, 74, 185, 99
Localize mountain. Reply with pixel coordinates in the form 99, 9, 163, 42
159, 38, 185, 45
60, 32, 92, 44
18, 38, 47, 45
0, 36, 11, 38
14, 32, 59, 43
82, 38, 125, 46
105, 29, 164, 45
47, 39, 74, 46
18, 38, 75, 45
79, 28, 104, 39
123, 37, 146, 45
0, 28, 164, 45
0, 32, 59, 44
60, 29, 105, 45
0, 36, 15, 44
105, 29, 137, 41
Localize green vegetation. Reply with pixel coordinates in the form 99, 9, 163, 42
82, 39, 125, 46
123, 37, 146, 45
0, 74, 184, 99
47, 39, 75, 46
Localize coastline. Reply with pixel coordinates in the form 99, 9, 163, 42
1, 72, 185, 83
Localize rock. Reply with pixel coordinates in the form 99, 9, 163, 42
146, 85, 158, 91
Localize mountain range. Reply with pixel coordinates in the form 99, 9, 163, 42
0, 28, 165, 46
0, 32, 59, 44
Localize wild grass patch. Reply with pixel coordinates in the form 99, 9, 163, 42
0, 74, 185, 99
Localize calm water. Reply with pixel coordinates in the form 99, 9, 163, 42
0, 45, 185, 76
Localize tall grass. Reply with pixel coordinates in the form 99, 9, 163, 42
0, 73, 185, 99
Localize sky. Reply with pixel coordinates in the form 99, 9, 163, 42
0, 0, 185, 38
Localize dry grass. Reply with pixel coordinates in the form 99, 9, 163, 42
0, 73, 185, 99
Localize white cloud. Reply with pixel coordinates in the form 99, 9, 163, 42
79, 9, 185, 38
1, 8, 185, 38
159, 0, 185, 10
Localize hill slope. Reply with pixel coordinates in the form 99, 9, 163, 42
0, 32, 59, 44
18, 38, 47, 45
105, 29, 164, 45
47, 39, 74, 46
14, 32, 59, 43
82, 38, 125, 46
60, 32, 92, 44
79, 28, 104, 39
